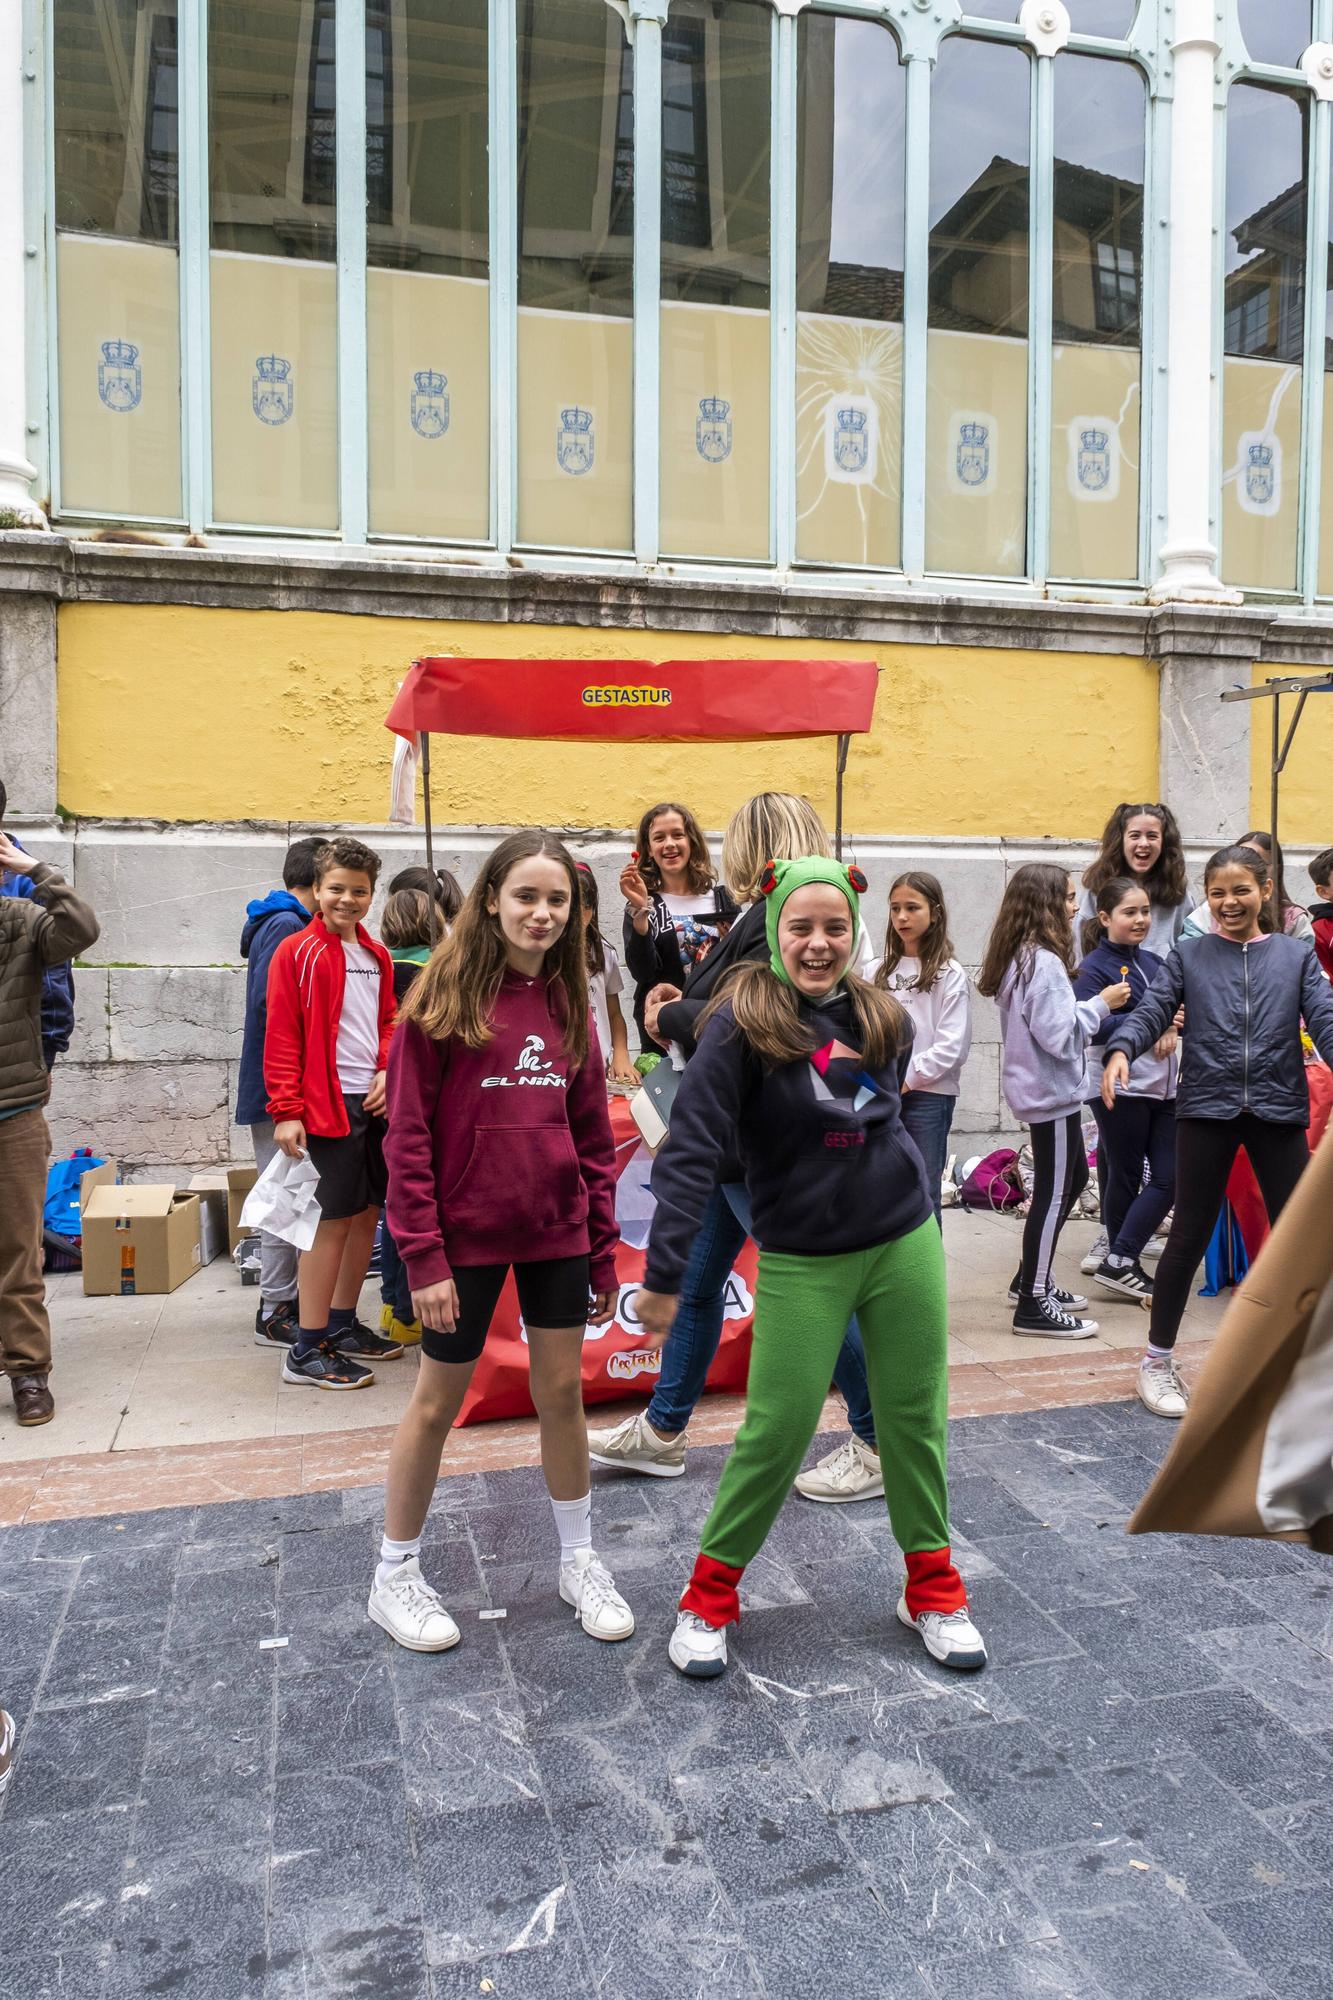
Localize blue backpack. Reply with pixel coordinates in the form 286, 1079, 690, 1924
43, 1148, 107, 1266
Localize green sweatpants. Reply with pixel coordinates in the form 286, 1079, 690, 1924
699, 1221, 951, 1575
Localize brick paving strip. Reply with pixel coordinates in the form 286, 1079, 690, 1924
0, 1341, 1209, 1526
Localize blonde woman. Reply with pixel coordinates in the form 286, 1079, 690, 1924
588, 793, 883, 1495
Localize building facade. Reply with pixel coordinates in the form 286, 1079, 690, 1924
1, 0, 1331, 1166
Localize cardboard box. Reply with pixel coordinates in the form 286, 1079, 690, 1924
189, 1186, 227, 1268
78, 1158, 118, 1215
227, 1166, 258, 1250
82, 1185, 203, 1296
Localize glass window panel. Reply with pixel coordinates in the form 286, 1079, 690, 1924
962, 3, 1017, 20
516, 0, 633, 551
208, 2, 338, 529
1321, 133, 1333, 597
926, 36, 1030, 578
795, 13, 904, 569
53, 0, 182, 518
1238, 2, 1311, 71
1222, 84, 1307, 592
1049, 54, 1144, 581
1067, 2, 1136, 34
368, 0, 490, 541
660, 0, 772, 561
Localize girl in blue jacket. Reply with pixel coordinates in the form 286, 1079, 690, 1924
1104, 845, 1333, 1419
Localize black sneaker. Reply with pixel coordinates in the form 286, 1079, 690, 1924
1093, 1257, 1153, 1302
1007, 1278, 1089, 1310
1011, 1293, 1099, 1340
333, 1318, 405, 1362
254, 1300, 299, 1349
282, 1340, 375, 1390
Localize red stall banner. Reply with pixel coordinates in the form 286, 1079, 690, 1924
386, 656, 878, 745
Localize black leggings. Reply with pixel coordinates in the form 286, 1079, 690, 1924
1018, 1113, 1089, 1298
1148, 1116, 1310, 1351
1093, 1095, 1177, 1261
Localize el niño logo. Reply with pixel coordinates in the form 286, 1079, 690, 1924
580, 686, 673, 708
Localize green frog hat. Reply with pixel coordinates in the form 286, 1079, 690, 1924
760, 855, 868, 988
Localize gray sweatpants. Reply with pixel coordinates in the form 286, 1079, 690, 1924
249, 1120, 299, 1307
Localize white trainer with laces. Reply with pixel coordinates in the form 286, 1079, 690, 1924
367, 1557, 461, 1653
586, 1409, 688, 1478
896, 1597, 988, 1671
668, 1610, 728, 1679
1137, 1353, 1189, 1419
795, 1434, 884, 1504
559, 1548, 636, 1641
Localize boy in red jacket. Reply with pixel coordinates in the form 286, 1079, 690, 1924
264, 838, 404, 1387
1309, 846, 1333, 983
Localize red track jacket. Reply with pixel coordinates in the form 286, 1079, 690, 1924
263, 918, 396, 1137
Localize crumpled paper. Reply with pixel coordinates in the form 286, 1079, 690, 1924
238, 1148, 323, 1251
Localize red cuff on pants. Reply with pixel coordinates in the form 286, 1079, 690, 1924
680, 1552, 745, 1629
904, 1546, 967, 1617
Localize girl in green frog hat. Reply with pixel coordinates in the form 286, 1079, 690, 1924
636, 855, 985, 1680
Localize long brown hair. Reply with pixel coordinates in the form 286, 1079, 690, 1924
875, 871, 954, 996
700, 963, 907, 1070
397, 831, 590, 1065
977, 862, 1076, 996
1082, 802, 1188, 907
636, 801, 715, 895
1238, 830, 1291, 926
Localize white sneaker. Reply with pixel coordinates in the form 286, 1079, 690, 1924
895, 1597, 988, 1672
1081, 1231, 1109, 1275
794, 1435, 884, 1504
559, 1549, 635, 1642
1137, 1353, 1189, 1420
367, 1557, 461, 1653
0, 1707, 14, 1796
586, 1409, 688, 1479
1142, 1231, 1169, 1262
668, 1610, 728, 1679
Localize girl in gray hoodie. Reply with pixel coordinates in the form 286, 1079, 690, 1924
978, 864, 1129, 1339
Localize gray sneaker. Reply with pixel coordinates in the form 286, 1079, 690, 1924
794, 1435, 884, 1504
587, 1409, 688, 1478
1137, 1353, 1188, 1419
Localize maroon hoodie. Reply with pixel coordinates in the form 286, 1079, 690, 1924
384, 968, 619, 1293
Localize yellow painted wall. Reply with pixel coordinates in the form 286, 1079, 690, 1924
57, 603, 1158, 837
1249, 663, 1333, 847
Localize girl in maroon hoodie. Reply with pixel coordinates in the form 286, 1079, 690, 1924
369, 831, 634, 1651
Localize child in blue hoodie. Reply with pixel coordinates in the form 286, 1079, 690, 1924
1075, 878, 1178, 1307
236, 836, 326, 1345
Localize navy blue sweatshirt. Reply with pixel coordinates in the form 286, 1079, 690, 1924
644, 986, 931, 1293
235, 891, 312, 1126
1074, 939, 1178, 1101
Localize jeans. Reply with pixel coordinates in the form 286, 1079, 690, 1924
378, 1213, 413, 1321
249, 1120, 299, 1307
900, 1090, 957, 1228
647, 1181, 877, 1450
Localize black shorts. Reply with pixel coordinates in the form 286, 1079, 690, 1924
422, 1254, 592, 1365
306, 1095, 388, 1221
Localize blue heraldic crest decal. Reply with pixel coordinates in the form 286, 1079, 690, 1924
557, 405, 594, 475
956, 419, 990, 488
253, 354, 294, 427
1077, 426, 1112, 493
98, 339, 141, 414
696, 396, 733, 463
833, 405, 869, 475
1245, 440, 1275, 508
411, 370, 449, 439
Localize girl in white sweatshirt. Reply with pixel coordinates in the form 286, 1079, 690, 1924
977, 863, 1129, 1339
873, 872, 972, 1224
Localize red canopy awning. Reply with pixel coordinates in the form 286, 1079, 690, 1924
386, 657, 878, 743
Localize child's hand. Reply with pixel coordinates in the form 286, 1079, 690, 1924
643, 982, 682, 1045
1153, 1030, 1178, 1060
1101, 980, 1132, 1011
0, 832, 32, 873
633, 1288, 677, 1346
1101, 1053, 1130, 1108
412, 1278, 460, 1333
587, 1289, 617, 1327
275, 1119, 307, 1159
620, 859, 650, 914
1173, 1004, 1185, 1032
609, 1053, 640, 1086
364, 1069, 387, 1115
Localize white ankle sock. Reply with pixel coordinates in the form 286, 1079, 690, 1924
376, 1532, 422, 1590
550, 1493, 592, 1567
1146, 1343, 1172, 1361
1106, 1252, 1132, 1269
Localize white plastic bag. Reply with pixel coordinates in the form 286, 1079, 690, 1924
238, 1148, 323, 1251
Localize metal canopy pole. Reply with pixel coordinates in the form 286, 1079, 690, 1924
421, 733, 439, 948
1219, 673, 1333, 854
834, 733, 851, 861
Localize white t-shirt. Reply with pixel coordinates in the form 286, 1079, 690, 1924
589, 942, 625, 1071
336, 940, 382, 1095
872, 954, 973, 1095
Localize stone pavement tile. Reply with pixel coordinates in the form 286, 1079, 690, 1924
426, 1939, 590, 1999
778, 1688, 992, 1815
1235, 1573, 1333, 1660
1084, 1752, 1316, 1905
979, 1527, 1138, 1613
922, 1719, 1113, 1855
0, 1569, 74, 1670
1057, 1902, 1274, 2000
0, 1468, 46, 1524
188, 1489, 343, 1546
400, 1687, 540, 1818
0, 1805, 133, 1957
143, 1650, 274, 1782
1164, 1531, 1319, 1582
754, 1491, 883, 1565
1260, 1798, 1333, 1876
837, 1797, 1057, 1960
1210, 1888, 1333, 2000
530, 1711, 694, 1873
110, 1844, 268, 1993
1206, 1620, 1333, 1734
8, 1944, 113, 2000
298, 1431, 399, 1495
387, 1602, 510, 1699
265, 1917, 431, 2000
36, 1505, 197, 1558
697, 1793, 851, 1906
738, 1881, 933, 1999
920, 1936, 1112, 2000
339, 1479, 390, 1523
5, 1695, 152, 1821
133, 1767, 272, 1860
416, 1800, 569, 1968
959, 1575, 1086, 1670
276, 1580, 385, 1673
1052, 1601, 1240, 1700
500, 1597, 646, 1734
666, 1684, 814, 1819
165, 1556, 279, 1657
40, 1616, 166, 1708
64, 1548, 176, 1629
277, 1518, 379, 1597
275, 1659, 400, 1776
728, 1598, 918, 1701
270, 1763, 417, 1926
947, 1472, 1048, 1541
568, 1846, 764, 2000
108, 1952, 267, 1999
